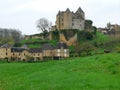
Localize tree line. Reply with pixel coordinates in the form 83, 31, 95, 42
0, 28, 23, 45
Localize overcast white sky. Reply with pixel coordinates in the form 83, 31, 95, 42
0, 0, 120, 35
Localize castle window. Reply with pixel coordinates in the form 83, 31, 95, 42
6, 53, 7, 56
62, 23, 64, 26
72, 23, 74, 26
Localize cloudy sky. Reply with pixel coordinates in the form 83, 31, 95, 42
0, 0, 120, 35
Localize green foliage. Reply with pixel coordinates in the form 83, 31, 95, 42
91, 31, 112, 48
60, 29, 78, 40
52, 30, 59, 40
92, 26, 97, 35
14, 42, 22, 47
91, 32, 120, 51
93, 32, 111, 43
0, 53, 120, 90
85, 20, 93, 30
115, 47, 120, 53
0, 37, 14, 45
75, 43, 95, 56
19, 38, 58, 48
77, 31, 93, 42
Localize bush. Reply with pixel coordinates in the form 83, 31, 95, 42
14, 43, 22, 47
78, 31, 93, 42
75, 43, 95, 56
52, 30, 59, 40
60, 29, 78, 40
115, 47, 120, 53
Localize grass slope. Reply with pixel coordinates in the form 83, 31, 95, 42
0, 53, 120, 90
19, 38, 58, 48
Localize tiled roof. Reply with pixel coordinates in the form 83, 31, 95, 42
29, 48, 42, 53
0, 44, 12, 48
55, 42, 68, 49
11, 47, 26, 52
42, 44, 54, 50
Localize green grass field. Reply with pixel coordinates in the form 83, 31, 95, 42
0, 53, 120, 90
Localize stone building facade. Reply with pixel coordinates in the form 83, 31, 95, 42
55, 7, 85, 30
0, 43, 69, 61
98, 24, 120, 37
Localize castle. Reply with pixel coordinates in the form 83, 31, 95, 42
24, 7, 86, 46
49, 7, 85, 46
52, 7, 85, 30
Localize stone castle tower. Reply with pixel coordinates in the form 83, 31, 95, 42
55, 7, 85, 30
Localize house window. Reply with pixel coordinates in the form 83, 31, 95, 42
64, 49, 67, 52
64, 54, 67, 57
62, 23, 64, 26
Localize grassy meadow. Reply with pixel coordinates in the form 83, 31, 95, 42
0, 53, 120, 90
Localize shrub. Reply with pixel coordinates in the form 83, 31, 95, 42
52, 30, 59, 40
77, 31, 93, 42
115, 47, 120, 53
75, 43, 95, 56
14, 43, 22, 47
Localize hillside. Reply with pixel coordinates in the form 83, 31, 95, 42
15, 31, 120, 54
0, 53, 120, 90
17, 31, 110, 47
16, 38, 58, 48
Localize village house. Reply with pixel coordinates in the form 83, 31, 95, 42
0, 42, 69, 61
98, 28, 109, 34
54, 42, 69, 59
42, 44, 54, 59
98, 24, 120, 37
0, 44, 11, 60
11, 47, 29, 61
29, 48, 43, 61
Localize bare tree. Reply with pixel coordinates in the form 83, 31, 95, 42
0, 28, 22, 43
36, 18, 52, 33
